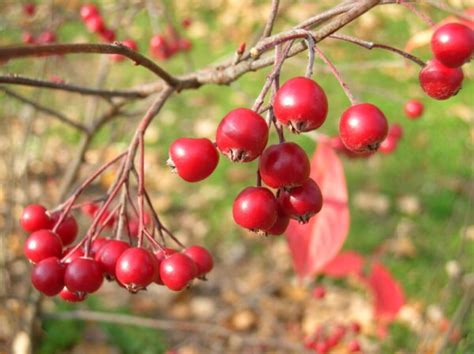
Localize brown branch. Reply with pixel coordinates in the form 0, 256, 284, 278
261, 0, 280, 38
1, 87, 89, 132
0, 43, 179, 86
44, 310, 306, 352
0, 75, 146, 99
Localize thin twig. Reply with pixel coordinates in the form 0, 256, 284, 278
261, 0, 280, 39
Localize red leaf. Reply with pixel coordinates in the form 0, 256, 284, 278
286, 141, 349, 278
367, 262, 405, 324
320, 251, 364, 278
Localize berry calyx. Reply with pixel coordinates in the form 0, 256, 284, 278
160, 253, 197, 291
115, 247, 158, 292
419, 59, 464, 100
31, 257, 65, 296
183, 245, 214, 277
259, 142, 310, 189
59, 287, 87, 302
64, 257, 103, 293
24, 230, 62, 264
95, 240, 130, 279
232, 186, 278, 232
339, 103, 389, 153
51, 212, 78, 246
168, 137, 219, 182
20, 204, 52, 233
431, 23, 474, 68
404, 99, 424, 119
273, 77, 328, 133
278, 178, 323, 223
215, 108, 269, 162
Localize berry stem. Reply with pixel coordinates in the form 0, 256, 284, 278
399, 0, 435, 27
305, 34, 315, 78
137, 134, 146, 248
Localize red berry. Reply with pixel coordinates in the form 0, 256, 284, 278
31, 257, 65, 296
95, 240, 130, 278
431, 23, 474, 68
150, 34, 170, 60
59, 287, 87, 302
65, 257, 103, 293
37, 31, 56, 44
183, 245, 213, 277
50, 212, 78, 246
81, 202, 98, 217
315, 341, 329, 354
23, 3, 36, 16
266, 205, 290, 236
312, 286, 326, 299
22, 32, 35, 44
347, 340, 361, 352
273, 77, 328, 133
178, 38, 192, 51
99, 28, 116, 42
153, 248, 177, 284
339, 103, 389, 153
349, 321, 361, 334
259, 142, 310, 189
388, 123, 403, 140
20, 204, 52, 233
379, 134, 398, 154
168, 138, 219, 182
62, 246, 84, 264
111, 39, 138, 62
181, 17, 192, 28
404, 99, 424, 119
216, 108, 269, 162
80, 4, 99, 21
24, 230, 62, 264
419, 59, 464, 100
278, 178, 323, 223
86, 15, 105, 33
160, 253, 197, 291
232, 187, 278, 232
90, 237, 109, 257
116, 247, 157, 292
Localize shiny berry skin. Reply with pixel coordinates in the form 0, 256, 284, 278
50, 212, 78, 246
216, 108, 269, 162
86, 15, 105, 33
153, 248, 177, 284
431, 23, 474, 68
183, 246, 213, 277
111, 39, 138, 62
347, 340, 361, 352
24, 230, 62, 264
379, 134, 398, 154
339, 103, 389, 153
95, 240, 130, 278
419, 59, 464, 100
266, 205, 290, 236
80, 4, 99, 21
115, 248, 157, 292
20, 204, 52, 233
65, 257, 103, 293
99, 28, 116, 42
259, 142, 310, 189
59, 287, 87, 302
160, 253, 197, 291
278, 178, 323, 223
232, 187, 278, 232
404, 99, 424, 119
273, 77, 328, 133
90, 237, 109, 257
150, 34, 170, 60
168, 138, 219, 182
31, 257, 65, 296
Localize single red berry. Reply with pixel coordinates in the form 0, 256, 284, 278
331, 324, 346, 341
404, 99, 424, 119
81, 202, 98, 217
128, 212, 151, 237
216, 108, 269, 162
150, 34, 171, 60
339, 103, 389, 153
330, 136, 374, 159
315, 341, 329, 354
116, 247, 157, 292
23, 3, 36, 16
419, 59, 464, 100
312, 286, 326, 299
160, 253, 197, 291
278, 178, 323, 223
85, 15, 105, 33
49, 75, 64, 84
24, 230, 62, 264
266, 205, 290, 236
167, 40, 180, 56
431, 22, 474, 68
31, 257, 65, 296
62, 246, 84, 264
178, 38, 192, 51
259, 142, 310, 189
59, 287, 87, 302
99, 28, 116, 42
20, 204, 53, 233
153, 248, 177, 284
181, 17, 192, 28
388, 123, 403, 140
347, 340, 361, 352
273, 77, 328, 133
22, 32, 35, 44
379, 134, 398, 154
80, 4, 99, 21
111, 39, 138, 62
168, 137, 219, 182
65, 257, 103, 293
90, 237, 109, 257
50, 212, 78, 246
37, 31, 56, 44
95, 240, 130, 278
232, 187, 278, 232
349, 321, 361, 334
183, 245, 213, 277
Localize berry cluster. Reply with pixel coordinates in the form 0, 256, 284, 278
419, 22, 473, 100
22, 203, 214, 301
304, 322, 362, 353
149, 26, 192, 61
80, 4, 116, 42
